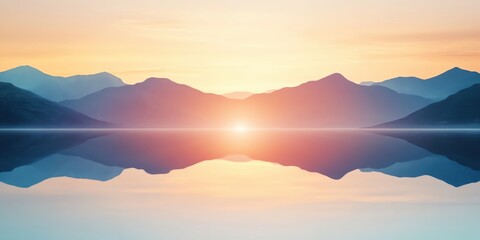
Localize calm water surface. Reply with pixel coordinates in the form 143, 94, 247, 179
1, 130, 479, 239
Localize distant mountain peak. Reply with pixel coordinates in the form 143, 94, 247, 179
0, 65, 127, 101
70, 71, 124, 83
373, 67, 480, 100
142, 77, 175, 85
83, 71, 115, 77
4, 65, 45, 75
440, 66, 475, 76
14, 65, 37, 70
271, 73, 357, 94
309, 73, 355, 87
136, 77, 204, 94
449, 66, 465, 71
377, 83, 480, 128
143, 77, 175, 83
430, 67, 480, 83
324, 72, 348, 81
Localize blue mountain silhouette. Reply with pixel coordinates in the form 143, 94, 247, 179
0, 82, 107, 127
372, 67, 480, 100
378, 84, 480, 127
0, 66, 124, 101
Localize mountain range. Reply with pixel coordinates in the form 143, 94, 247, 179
378, 83, 480, 127
238, 73, 431, 127
0, 82, 107, 127
62, 73, 432, 127
370, 67, 480, 100
63, 77, 237, 127
0, 65, 124, 101
2, 65, 480, 128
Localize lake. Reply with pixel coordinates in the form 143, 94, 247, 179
1, 130, 479, 239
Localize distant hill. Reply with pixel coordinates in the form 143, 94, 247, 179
373, 67, 480, 100
223, 89, 276, 99
240, 73, 432, 127
378, 84, 480, 127
63, 74, 432, 128
62, 78, 236, 127
359, 81, 376, 86
0, 65, 124, 101
0, 82, 107, 127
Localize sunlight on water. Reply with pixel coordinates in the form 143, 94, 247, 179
1, 130, 480, 239
1, 159, 479, 239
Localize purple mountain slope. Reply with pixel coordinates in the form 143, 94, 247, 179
62, 74, 432, 128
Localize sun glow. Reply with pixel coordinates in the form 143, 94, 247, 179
233, 124, 249, 133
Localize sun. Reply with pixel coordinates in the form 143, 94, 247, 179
233, 124, 249, 133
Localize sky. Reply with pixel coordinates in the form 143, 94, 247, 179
1, 0, 480, 93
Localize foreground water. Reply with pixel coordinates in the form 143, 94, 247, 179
1, 130, 479, 239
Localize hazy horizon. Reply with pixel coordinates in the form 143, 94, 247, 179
1, 0, 480, 93
0, 65, 475, 95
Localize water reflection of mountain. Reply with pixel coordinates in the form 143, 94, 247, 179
1, 130, 480, 187
0, 132, 96, 172
362, 155, 480, 187
376, 131, 480, 170
0, 154, 123, 188
61, 131, 431, 179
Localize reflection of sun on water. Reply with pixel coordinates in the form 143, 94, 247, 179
25, 160, 452, 208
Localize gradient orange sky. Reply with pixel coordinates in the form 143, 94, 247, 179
1, 0, 479, 93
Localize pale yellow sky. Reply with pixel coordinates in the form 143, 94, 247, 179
1, 0, 479, 93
